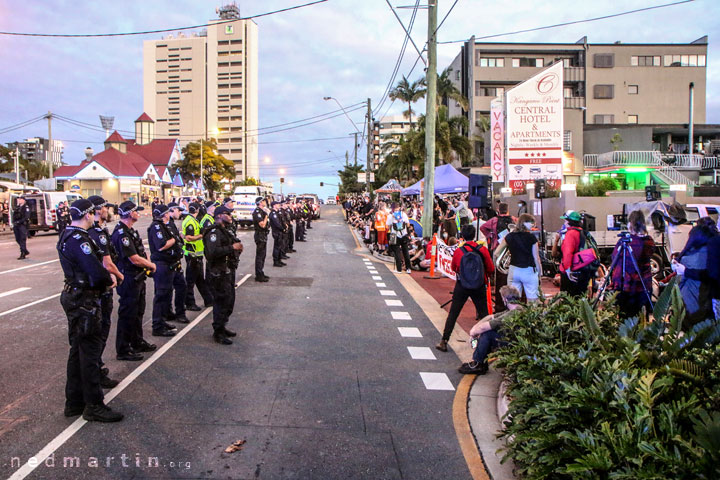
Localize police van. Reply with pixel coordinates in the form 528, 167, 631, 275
9, 190, 83, 235
231, 185, 271, 228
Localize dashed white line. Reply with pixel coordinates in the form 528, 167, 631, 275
379, 290, 396, 296
0, 287, 31, 298
385, 299, 403, 307
391, 311, 411, 320
419, 372, 455, 391
407, 347, 436, 360
0, 259, 59, 275
368, 270, 378, 275
0, 293, 62, 318
371, 276, 382, 281
398, 327, 422, 338
375, 282, 386, 287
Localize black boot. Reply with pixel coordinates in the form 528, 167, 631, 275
213, 331, 232, 345
82, 403, 124, 422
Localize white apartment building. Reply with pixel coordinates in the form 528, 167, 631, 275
374, 114, 413, 166
143, 4, 258, 181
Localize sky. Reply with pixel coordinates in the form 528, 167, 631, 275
0, 0, 719, 197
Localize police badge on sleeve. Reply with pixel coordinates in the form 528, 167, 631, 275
122, 237, 130, 247
210, 233, 217, 242
157, 232, 163, 239
80, 242, 92, 255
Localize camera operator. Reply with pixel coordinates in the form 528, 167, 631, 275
609, 211, 655, 318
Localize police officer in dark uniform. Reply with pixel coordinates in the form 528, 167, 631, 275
111, 201, 157, 361
165, 202, 189, 324
12, 195, 31, 259
86, 196, 123, 389
295, 202, 306, 242
252, 196, 270, 282
204, 205, 243, 344
280, 202, 292, 258
305, 199, 313, 229
56, 201, 70, 234
285, 203, 296, 253
269, 201, 286, 267
148, 205, 181, 337
58, 199, 123, 422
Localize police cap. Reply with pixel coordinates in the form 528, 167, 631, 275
255, 196, 265, 205
69, 199, 95, 220
214, 205, 233, 217
118, 201, 144, 216
188, 202, 201, 213
223, 197, 234, 204
204, 200, 215, 209
153, 204, 170, 217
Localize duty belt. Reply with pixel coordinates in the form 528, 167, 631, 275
184, 251, 204, 258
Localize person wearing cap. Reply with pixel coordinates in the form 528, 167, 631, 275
294, 202, 306, 242
269, 201, 286, 267
148, 205, 181, 337
252, 196, 270, 282
111, 201, 157, 361
182, 202, 214, 309
559, 210, 589, 297
56, 200, 70, 234
86, 196, 123, 389
283, 202, 297, 254
204, 205, 243, 344
57, 199, 123, 422
200, 201, 216, 233
165, 202, 189, 324
12, 195, 31, 259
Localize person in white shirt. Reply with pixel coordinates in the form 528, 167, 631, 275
386, 203, 412, 273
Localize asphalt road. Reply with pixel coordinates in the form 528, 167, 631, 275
0, 206, 470, 479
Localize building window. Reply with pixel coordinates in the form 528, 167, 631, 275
225, 25, 234, 34
455, 70, 460, 80
593, 53, 615, 68
564, 87, 574, 98
478, 56, 504, 67
631, 55, 660, 66
628, 85, 639, 95
627, 115, 638, 124
664, 54, 706, 67
475, 82, 504, 97
593, 84, 614, 99
593, 114, 615, 124
512, 57, 544, 67
563, 131, 572, 151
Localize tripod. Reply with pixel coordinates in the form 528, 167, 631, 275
593, 233, 654, 310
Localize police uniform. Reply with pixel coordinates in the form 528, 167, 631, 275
252, 199, 270, 281
204, 207, 241, 343
295, 204, 306, 242
111, 207, 153, 359
182, 205, 213, 308
269, 204, 286, 266
56, 203, 69, 233
87, 219, 117, 378
58, 199, 121, 422
12, 199, 31, 259
148, 206, 181, 336
166, 208, 188, 322
285, 205, 295, 252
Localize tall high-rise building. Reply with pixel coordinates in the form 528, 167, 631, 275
143, 4, 258, 180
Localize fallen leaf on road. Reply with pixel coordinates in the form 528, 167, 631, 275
224, 439, 246, 453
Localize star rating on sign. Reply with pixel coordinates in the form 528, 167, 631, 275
523, 152, 548, 158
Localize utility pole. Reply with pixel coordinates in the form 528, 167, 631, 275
15, 144, 20, 184
353, 132, 358, 167
366, 98, 373, 193
421, 1, 438, 240
345, 150, 349, 167
689, 82, 695, 155
46, 111, 54, 178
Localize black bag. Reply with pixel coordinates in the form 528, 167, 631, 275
496, 215, 513, 239
388, 232, 397, 246
458, 244, 485, 290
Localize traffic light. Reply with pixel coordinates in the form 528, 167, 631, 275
280, 177, 285, 183
320, 182, 324, 187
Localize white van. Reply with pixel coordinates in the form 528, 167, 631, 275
232, 185, 271, 228
10, 191, 83, 235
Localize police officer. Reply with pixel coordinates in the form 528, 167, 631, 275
269, 201, 286, 267
56, 201, 70, 233
58, 199, 123, 422
279, 202, 291, 259
204, 205, 243, 345
200, 201, 216, 232
252, 196, 270, 282
305, 199, 313, 229
86, 196, 123, 389
182, 202, 213, 309
12, 195, 30, 259
295, 202, 306, 242
166, 202, 189, 324
148, 205, 181, 337
111, 201, 157, 361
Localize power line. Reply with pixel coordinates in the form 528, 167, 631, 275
0, 0, 328, 38
438, 0, 695, 44
0, 116, 47, 135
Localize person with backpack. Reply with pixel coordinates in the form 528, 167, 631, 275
386, 202, 412, 273
559, 211, 590, 297
494, 213, 542, 301
480, 202, 515, 312
436, 225, 495, 352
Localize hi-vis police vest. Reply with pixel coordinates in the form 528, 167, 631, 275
182, 215, 204, 256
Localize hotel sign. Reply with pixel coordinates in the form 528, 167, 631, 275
505, 62, 564, 193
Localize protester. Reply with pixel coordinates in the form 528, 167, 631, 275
494, 213, 542, 302
675, 219, 720, 321
436, 224, 495, 352
559, 211, 589, 297
675, 217, 718, 324
458, 285, 522, 375
387, 202, 412, 273
480, 202, 515, 311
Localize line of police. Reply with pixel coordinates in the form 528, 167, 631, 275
55, 194, 313, 422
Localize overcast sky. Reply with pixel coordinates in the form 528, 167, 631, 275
0, 0, 718, 196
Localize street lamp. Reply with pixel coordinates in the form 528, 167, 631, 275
323, 96, 362, 134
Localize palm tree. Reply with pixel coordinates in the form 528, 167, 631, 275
378, 135, 422, 185
411, 106, 472, 168
437, 67, 469, 111
389, 75, 425, 129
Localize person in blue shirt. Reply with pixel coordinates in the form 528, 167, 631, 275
147, 205, 181, 337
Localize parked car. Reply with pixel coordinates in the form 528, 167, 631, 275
326, 197, 336, 205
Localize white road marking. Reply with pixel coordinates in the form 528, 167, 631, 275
385, 299, 403, 306
371, 276, 382, 281
365, 265, 375, 269
0, 287, 31, 298
398, 327, 422, 338
375, 282, 386, 287
391, 311, 411, 320
0, 259, 59, 275
368, 270, 378, 274
0, 293, 62, 318
6, 273, 252, 480
408, 347, 436, 360
379, 290, 396, 296
419, 372, 455, 391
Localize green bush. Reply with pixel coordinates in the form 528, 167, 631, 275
577, 177, 620, 197
495, 284, 720, 479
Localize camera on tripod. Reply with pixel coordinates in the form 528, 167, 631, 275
617, 231, 632, 242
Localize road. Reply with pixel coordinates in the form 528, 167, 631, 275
0, 206, 471, 479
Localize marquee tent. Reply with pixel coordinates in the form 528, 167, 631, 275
400, 164, 468, 196
375, 178, 403, 193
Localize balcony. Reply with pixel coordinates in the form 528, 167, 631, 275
564, 66, 583, 82
563, 97, 585, 109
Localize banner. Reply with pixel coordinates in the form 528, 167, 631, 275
435, 236, 457, 281
490, 98, 505, 183
506, 62, 564, 193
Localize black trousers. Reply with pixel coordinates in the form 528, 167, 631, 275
391, 236, 412, 272
99, 291, 113, 369
208, 271, 235, 332
185, 255, 213, 307
493, 270, 509, 313
442, 281, 488, 342
560, 271, 589, 297
61, 288, 104, 406
254, 231, 267, 276
171, 267, 187, 316
616, 290, 652, 318
279, 230, 289, 255
295, 221, 304, 240
272, 232, 282, 261
13, 224, 28, 255
116, 272, 146, 354
152, 262, 173, 330
287, 225, 294, 250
